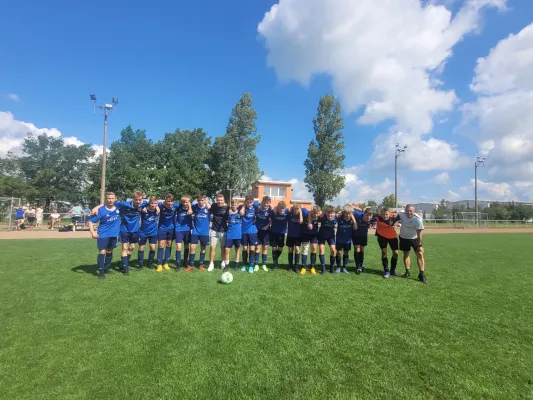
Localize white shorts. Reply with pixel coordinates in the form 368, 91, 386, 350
209, 230, 226, 247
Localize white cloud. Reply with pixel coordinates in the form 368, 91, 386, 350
258, 0, 504, 134
7, 93, 21, 102
288, 178, 312, 201
434, 172, 450, 184
461, 179, 515, 200
462, 22, 533, 182
261, 174, 272, 181
0, 111, 104, 157
447, 190, 460, 200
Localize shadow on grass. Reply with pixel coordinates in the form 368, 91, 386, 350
71, 262, 122, 276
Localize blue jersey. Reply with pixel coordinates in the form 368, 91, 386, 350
158, 201, 180, 232
16, 209, 24, 219
140, 208, 158, 236
175, 205, 193, 232
336, 216, 354, 243
226, 211, 242, 240
287, 209, 302, 237
318, 214, 337, 239
90, 206, 121, 238
270, 208, 290, 234
239, 205, 258, 234
255, 203, 272, 230
301, 208, 319, 235
352, 211, 376, 236
115, 200, 147, 233
192, 204, 210, 236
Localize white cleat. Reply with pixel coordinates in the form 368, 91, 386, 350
208, 262, 215, 272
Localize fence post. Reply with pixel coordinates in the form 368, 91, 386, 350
8, 197, 13, 231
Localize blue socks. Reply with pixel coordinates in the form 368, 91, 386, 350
176, 250, 181, 265
121, 256, 129, 269
302, 254, 308, 267
138, 250, 145, 267
343, 254, 349, 267
288, 252, 294, 267
249, 252, 255, 266
164, 247, 171, 264
262, 253, 267, 264
319, 254, 325, 266
295, 253, 300, 267
157, 248, 164, 265
148, 250, 155, 266
97, 254, 105, 271
199, 252, 206, 266
105, 253, 112, 269
311, 253, 316, 266
189, 252, 195, 266
242, 250, 248, 265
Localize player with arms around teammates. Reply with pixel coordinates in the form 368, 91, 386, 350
269, 201, 290, 270
138, 196, 160, 269
300, 206, 321, 275
254, 196, 273, 272
239, 195, 259, 273
208, 194, 229, 271
351, 206, 376, 274
374, 207, 401, 278
188, 194, 211, 271
286, 203, 304, 273
88, 192, 121, 279
174, 195, 193, 271
157, 193, 181, 272
397, 204, 427, 283
224, 199, 243, 272
335, 205, 357, 274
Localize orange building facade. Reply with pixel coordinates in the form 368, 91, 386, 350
234, 180, 313, 210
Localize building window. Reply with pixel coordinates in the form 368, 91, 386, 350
264, 185, 286, 199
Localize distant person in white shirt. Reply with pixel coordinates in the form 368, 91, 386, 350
397, 204, 426, 284
49, 210, 61, 229
36, 205, 44, 228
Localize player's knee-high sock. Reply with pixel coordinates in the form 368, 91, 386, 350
105, 253, 112, 269
183, 247, 189, 265
302, 254, 308, 267
188, 251, 196, 267
157, 247, 164, 265
391, 255, 398, 272
272, 248, 279, 264
199, 252, 206, 266
319, 254, 325, 266
97, 254, 105, 271
288, 252, 294, 267
262, 253, 268, 265
121, 255, 129, 269
176, 250, 182, 265
295, 253, 300, 267
335, 254, 341, 268
138, 250, 145, 267
311, 253, 316, 266
164, 247, 171, 264
382, 257, 389, 272
360, 251, 365, 267
148, 250, 155, 266
249, 251, 255, 266
242, 250, 248, 265
343, 254, 349, 267
234, 260, 239, 269
329, 255, 335, 269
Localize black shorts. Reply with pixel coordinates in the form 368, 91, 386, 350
269, 232, 285, 247
352, 235, 368, 247
286, 236, 301, 247
399, 237, 421, 252
377, 234, 398, 250
336, 242, 351, 251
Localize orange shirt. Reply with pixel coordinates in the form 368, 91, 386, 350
375, 215, 400, 239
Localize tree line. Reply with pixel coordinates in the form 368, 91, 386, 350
431, 199, 533, 221
0, 93, 351, 210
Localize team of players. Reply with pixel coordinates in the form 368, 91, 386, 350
88, 191, 426, 283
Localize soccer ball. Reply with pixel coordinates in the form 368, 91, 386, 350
221, 272, 233, 284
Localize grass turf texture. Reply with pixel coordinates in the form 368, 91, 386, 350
1, 235, 532, 400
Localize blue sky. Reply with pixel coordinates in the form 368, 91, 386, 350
1, 0, 533, 203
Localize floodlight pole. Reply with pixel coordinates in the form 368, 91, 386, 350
91, 95, 118, 204
395, 143, 407, 208
474, 156, 486, 225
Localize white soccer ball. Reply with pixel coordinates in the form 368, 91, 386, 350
221, 271, 233, 284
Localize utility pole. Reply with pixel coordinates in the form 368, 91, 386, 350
91, 95, 118, 204
395, 143, 407, 208
475, 156, 486, 225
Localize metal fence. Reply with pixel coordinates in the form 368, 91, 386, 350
422, 219, 533, 229
0, 212, 91, 231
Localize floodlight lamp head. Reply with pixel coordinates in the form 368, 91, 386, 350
105, 104, 113, 110
90, 94, 96, 101
112, 97, 118, 105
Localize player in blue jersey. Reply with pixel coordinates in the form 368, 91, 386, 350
300, 206, 321, 275
138, 196, 159, 269
335, 205, 358, 274
15, 206, 25, 230
238, 195, 259, 274
187, 194, 211, 271
352, 206, 376, 274
156, 193, 180, 272
208, 194, 228, 271
318, 206, 338, 275
175, 195, 193, 271
286, 203, 304, 273
269, 201, 290, 270
254, 196, 272, 272
88, 192, 121, 279
223, 199, 242, 272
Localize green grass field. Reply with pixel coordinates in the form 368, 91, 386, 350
1, 234, 532, 400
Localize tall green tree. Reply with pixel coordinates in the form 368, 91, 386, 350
367, 200, 378, 208
207, 92, 262, 199
304, 94, 346, 207
14, 133, 95, 209
433, 199, 450, 219
154, 128, 211, 198
105, 125, 157, 198
380, 194, 396, 209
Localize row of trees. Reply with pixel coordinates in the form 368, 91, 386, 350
0, 93, 351, 209
432, 199, 533, 221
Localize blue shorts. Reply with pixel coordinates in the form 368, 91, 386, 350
301, 233, 319, 244
257, 230, 270, 245
336, 242, 351, 251
120, 231, 139, 244
225, 238, 241, 249
97, 237, 118, 250
191, 234, 209, 246
318, 236, 336, 246
139, 234, 157, 245
286, 236, 302, 248
174, 230, 191, 244
269, 232, 285, 247
158, 230, 174, 241
241, 233, 258, 246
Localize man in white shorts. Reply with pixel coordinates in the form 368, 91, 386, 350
397, 204, 426, 284
208, 194, 228, 271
